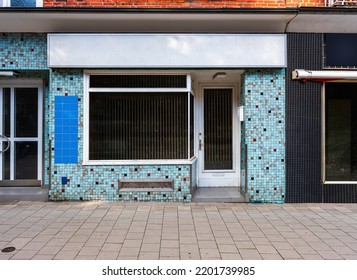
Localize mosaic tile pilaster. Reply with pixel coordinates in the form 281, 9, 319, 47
0, 33, 47, 70
242, 69, 286, 203
48, 69, 194, 202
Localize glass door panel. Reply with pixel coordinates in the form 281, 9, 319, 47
3, 88, 10, 137
204, 88, 233, 170
2, 145, 10, 180
1, 88, 11, 180
15, 141, 37, 179
15, 88, 38, 137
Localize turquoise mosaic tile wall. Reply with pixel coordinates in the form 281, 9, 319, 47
242, 69, 286, 203
48, 69, 194, 202
0, 34, 47, 70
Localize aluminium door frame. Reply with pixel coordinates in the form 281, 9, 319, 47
0, 79, 43, 184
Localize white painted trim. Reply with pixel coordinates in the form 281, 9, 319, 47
83, 72, 90, 164
10, 87, 14, 180
89, 88, 190, 93
83, 159, 196, 166
187, 91, 191, 159
322, 83, 326, 183
8, 137, 39, 141
196, 83, 240, 187
324, 181, 357, 185
85, 70, 192, 75
37, 86, 43, 181
187, 75, 192, 93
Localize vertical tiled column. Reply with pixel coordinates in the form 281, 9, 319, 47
242, 69, 286, 203
48, 69, 83, 200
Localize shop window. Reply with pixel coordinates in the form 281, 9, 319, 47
86, 74, 194, 162
325, 83, 357, 181
1, 0, 42, 7
325, 34, 357, 68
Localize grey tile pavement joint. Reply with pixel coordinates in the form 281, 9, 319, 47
0, 201, 357, 260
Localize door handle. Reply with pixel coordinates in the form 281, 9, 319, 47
199, 139, 203, 151
0, 135, 10, 153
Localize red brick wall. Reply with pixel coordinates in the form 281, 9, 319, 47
43, 0, 325, 8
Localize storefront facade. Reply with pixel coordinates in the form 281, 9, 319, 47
1, 5, 357, 203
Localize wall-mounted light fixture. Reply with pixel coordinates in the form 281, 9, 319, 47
0, 71, 20, 77
212, 72, 227, 80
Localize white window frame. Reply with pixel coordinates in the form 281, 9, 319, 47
2, 0, 43, 7
322, 80, 357, 184
83, 70, 195, 165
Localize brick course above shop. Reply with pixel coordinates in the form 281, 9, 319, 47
43, 0, 325, 8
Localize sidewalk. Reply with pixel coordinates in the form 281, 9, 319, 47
0, 201, 357, 260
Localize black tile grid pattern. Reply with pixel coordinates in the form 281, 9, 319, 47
324, 184, 357, 203
286, 33, 323, 203
287, 33, 357, 203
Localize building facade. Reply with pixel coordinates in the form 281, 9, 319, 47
0, 0, 357, 203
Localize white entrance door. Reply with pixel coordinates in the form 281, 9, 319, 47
197, 86, 240, 187
0, 81, 43, 186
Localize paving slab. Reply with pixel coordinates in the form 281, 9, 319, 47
0, 201, 357, 260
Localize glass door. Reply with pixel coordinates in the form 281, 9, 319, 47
197, 86, 240, 187
0, 84, 42, 186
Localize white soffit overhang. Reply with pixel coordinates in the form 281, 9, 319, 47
1, 9, 357, 33
287, 14, 357, 33
48, 34, 287, 68
0, 11, 295, 33
292, 69, 357, 80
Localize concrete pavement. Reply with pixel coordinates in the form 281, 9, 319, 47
1, 201, 357, 260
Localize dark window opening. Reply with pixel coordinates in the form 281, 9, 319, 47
326, 83, 357, 181
90, 75, 187, 88
325, 34, 357, 68
89, 92, 190, 160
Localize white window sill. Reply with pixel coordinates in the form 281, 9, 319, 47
82, 158, 196, 166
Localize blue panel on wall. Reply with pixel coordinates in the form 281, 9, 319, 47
55, 96, 78, 164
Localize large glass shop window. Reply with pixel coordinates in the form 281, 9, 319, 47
88, 75, 193, 161
325, 83, 357, 181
